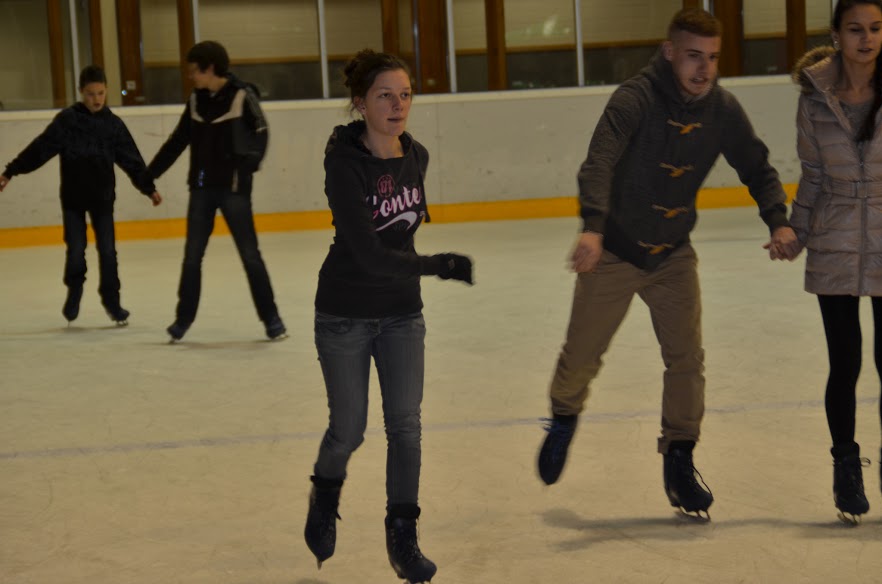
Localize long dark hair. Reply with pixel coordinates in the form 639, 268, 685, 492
833, 0, 882, 141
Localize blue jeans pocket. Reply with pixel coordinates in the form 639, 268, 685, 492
315, 311, 353, 335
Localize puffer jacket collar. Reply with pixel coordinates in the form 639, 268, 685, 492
795, 48, 861, 136
793, 45, 838, 95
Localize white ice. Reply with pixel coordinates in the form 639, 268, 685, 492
2, 207, 882, 584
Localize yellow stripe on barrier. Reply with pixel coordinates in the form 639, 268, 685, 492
0, 184, 798, 249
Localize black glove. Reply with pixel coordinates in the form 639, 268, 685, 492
436, 253, 473, 285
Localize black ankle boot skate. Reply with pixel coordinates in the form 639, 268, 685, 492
385, 505, 436, 583
104, 305, 130, 326
663, 441, 713, 518
304, 475, 343, 568
166, 321, 190, 343
537, 413, 577, 485
832, 443, 869, 523
62, 286, 83, 322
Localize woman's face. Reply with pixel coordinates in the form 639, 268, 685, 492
834, 4, 882, 66
355, 69, 412, 138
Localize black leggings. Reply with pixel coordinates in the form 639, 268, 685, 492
817, 295, 882, 448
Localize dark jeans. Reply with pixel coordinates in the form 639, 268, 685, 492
817, 295, 882, 448
62, 207, 121, 308
313, 311, 426, 507
175, 188, 279, 325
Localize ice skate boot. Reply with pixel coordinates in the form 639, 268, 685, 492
265, 315, 288, 341
304, 475, 343, 569
537, 413, 577, 485
663, 441, 713, 520
166, 321, 190, 343
832, 443, 869, 524
62, 286, 83, 323
105, 305, 130, 326
385, 509, 436, 584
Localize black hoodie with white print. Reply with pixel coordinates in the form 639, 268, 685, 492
316, 120, 445, 318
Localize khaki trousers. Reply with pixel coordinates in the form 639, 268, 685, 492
549, 244, 705, 453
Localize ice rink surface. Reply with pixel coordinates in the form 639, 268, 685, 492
2, 207, 882, 583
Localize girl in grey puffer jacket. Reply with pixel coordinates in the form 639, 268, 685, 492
791, 0, 882, 523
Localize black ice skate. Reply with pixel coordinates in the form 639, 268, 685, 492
663, 442, 713, 520
62, 286, 83, 323
304, 475, 343, 569
832, 444, 870, 524
104, 305, 130, 326
264, 315, 288, 341
385, 513, 437, 583
537, 414, 577, 485
166, 321, 190, 343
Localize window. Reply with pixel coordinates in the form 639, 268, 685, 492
325, 0, 383, 98
580, 0, 680, 86
198, 0, 323, 100
0, 1, 54, 110
505, 0, 577, 89
141, 0, 182, 105
807, 0, 832, 50
743, 0, 787, 75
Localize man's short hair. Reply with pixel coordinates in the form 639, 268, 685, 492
78, 65, 106, 89
668, 8, 722, 39
186, 41, 230, 77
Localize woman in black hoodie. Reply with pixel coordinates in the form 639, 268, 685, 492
304, 50, 472, 583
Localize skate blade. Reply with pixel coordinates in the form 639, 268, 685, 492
837, 511, 863, 525
114, 320, 129, 327
316, 559, 323, 570
676, 508, 711, 522
269, 333, 289, 342
168, 337, 181, 345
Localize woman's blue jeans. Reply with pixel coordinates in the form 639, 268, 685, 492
313, 311, 426, 507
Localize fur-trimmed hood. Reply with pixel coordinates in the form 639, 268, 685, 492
792, 45, 838, 93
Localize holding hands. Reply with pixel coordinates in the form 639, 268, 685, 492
763, 226, 802, 261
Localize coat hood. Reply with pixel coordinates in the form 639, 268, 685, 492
792, 46, 838, 94
324, 119, 415, 159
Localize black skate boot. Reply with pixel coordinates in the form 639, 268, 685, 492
832, 443, 869, 524
104, 305, 130, 326
62, 286, 83, 323
537, 413, 577, 485
385, 504, 436, 583
663, 441, 713, 519
264, 315, 288, 341
304, 475, 343, 569
166, 321, 190, 343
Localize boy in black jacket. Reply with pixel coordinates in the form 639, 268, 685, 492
0, 65, 162, 325
146, 41, 286, 342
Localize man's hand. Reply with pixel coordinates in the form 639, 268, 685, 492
150, 191, 162, 206
570, 232, 604, 273
0, 175, 10, 192
762, 226, 802, 260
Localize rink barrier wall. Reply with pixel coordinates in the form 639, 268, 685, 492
0, 75, 802, 248
0, 185, 797, 248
